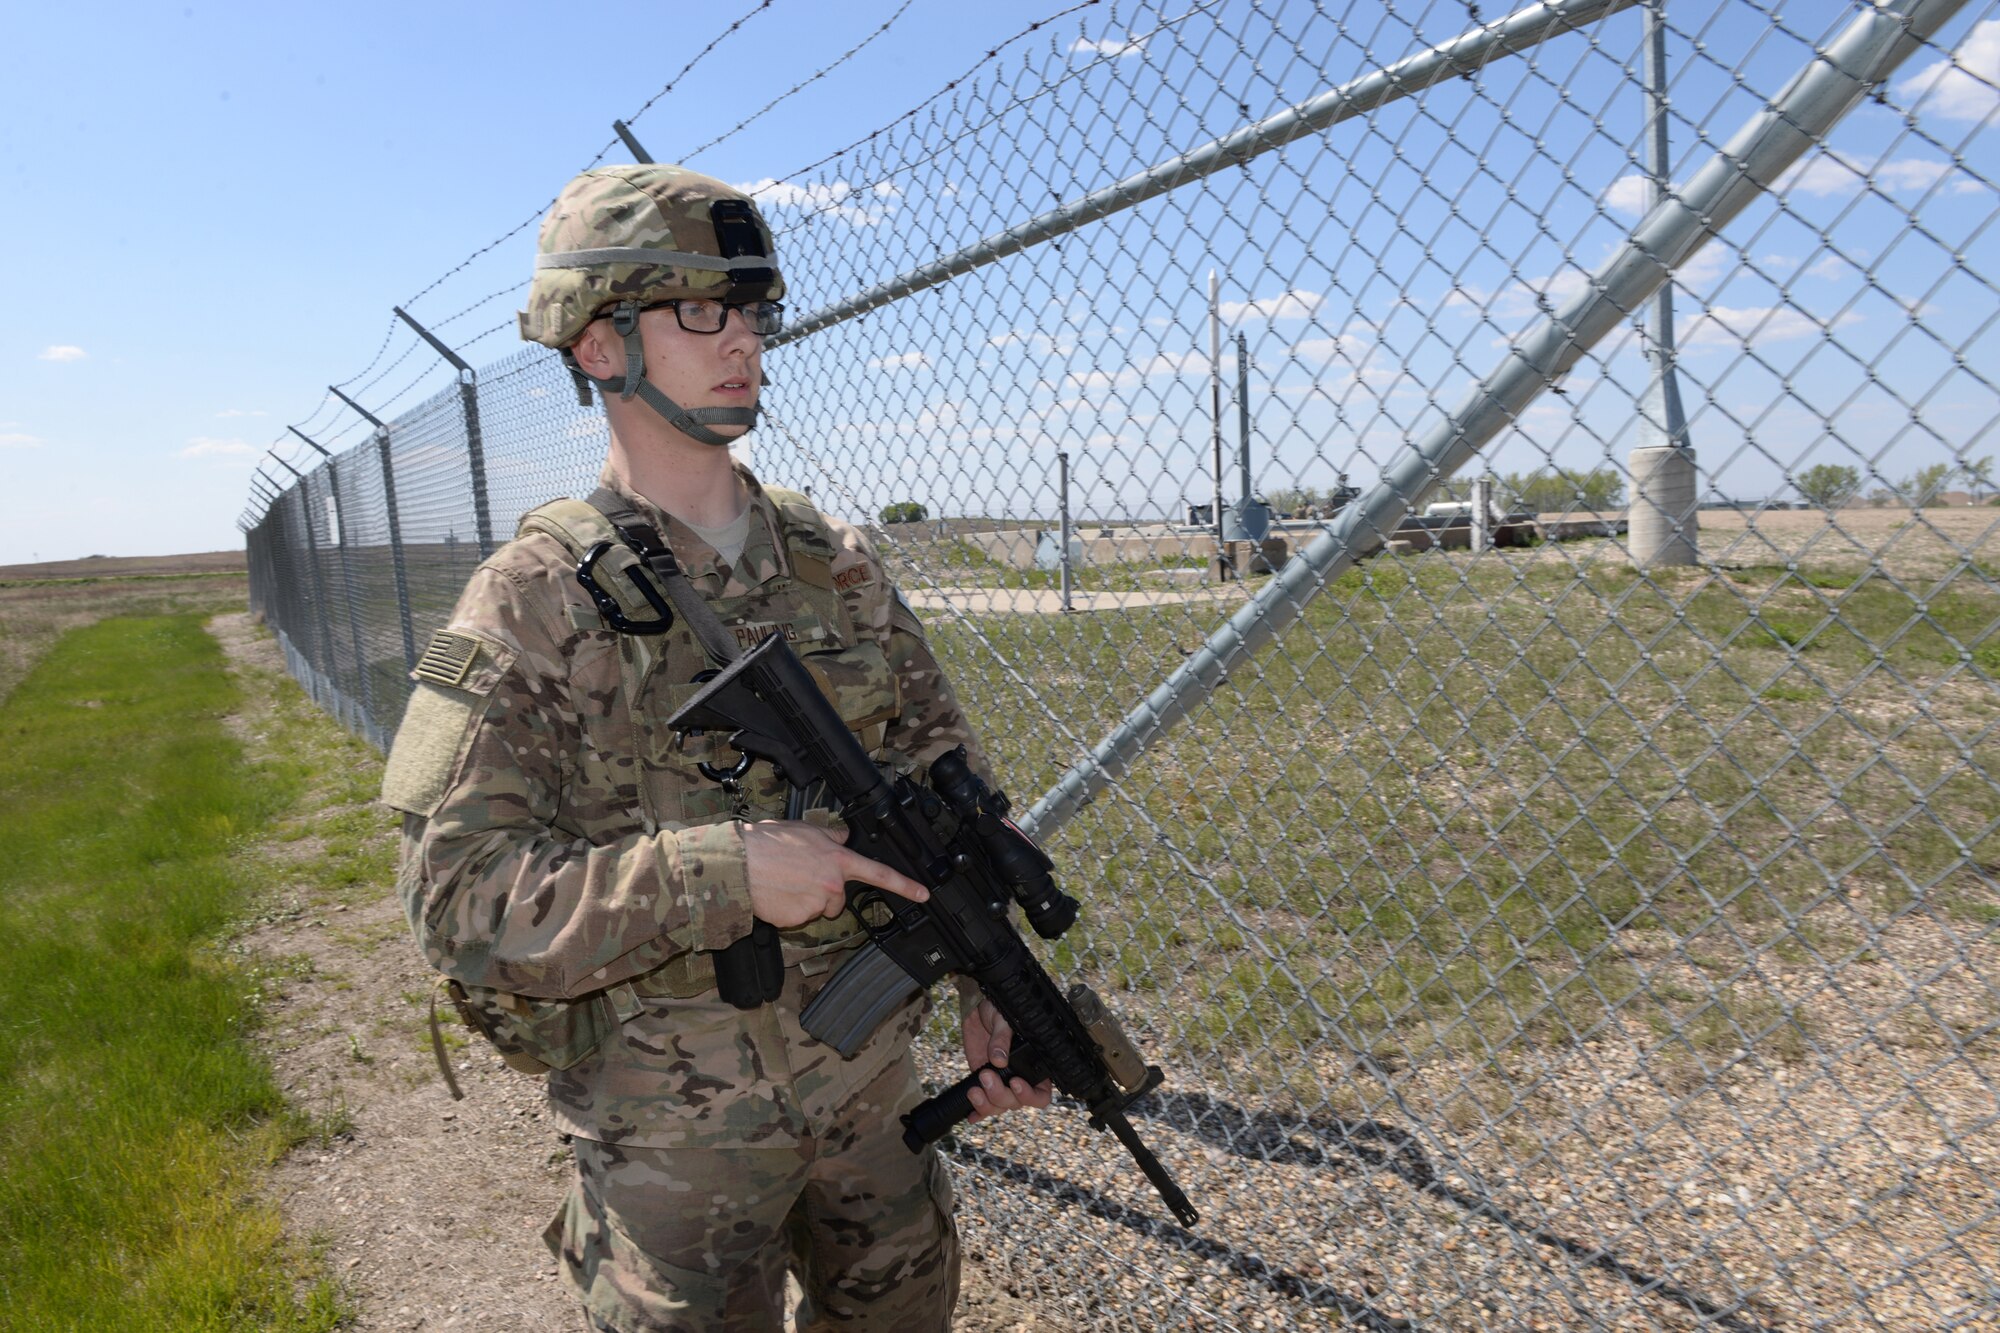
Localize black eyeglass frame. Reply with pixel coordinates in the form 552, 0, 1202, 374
643, 298, 785, 337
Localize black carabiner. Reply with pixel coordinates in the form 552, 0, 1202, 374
575, 541, 675, 635
698, 747, 757, 785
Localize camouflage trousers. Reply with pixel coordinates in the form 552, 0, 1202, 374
545, 1056, 960, 1332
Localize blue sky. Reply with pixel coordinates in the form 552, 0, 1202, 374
4, 0, 1995, 564
0, 0, 1081, 563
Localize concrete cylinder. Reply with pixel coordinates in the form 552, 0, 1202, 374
1627, 445, 1700, 568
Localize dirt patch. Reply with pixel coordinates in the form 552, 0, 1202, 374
213, 612, 1044, 1331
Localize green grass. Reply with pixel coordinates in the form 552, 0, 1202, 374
0, 615, 345, 1332
926, 553, 2000, 1079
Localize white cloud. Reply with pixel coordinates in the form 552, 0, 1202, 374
180, 437, 258, 460
738, 177, 894, 225
869, 352, 929, 372
37, 345, 86, 362
1604, 174, 1652, 216
1777, 151, 1958, 198
1070, 35, 1147, 58
1219, 289, 1325, 322
1289, 334, 1371, 367
214, 407, 266, 418
0, 432, 41, 449
1894, 19, 2000, 122
1805, 253, 1857, 280
1682, 305, 1862, 349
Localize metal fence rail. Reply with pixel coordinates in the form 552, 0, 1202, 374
245, 0, 2000, 1326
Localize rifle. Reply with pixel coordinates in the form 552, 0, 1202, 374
668, 631, 1199, 1227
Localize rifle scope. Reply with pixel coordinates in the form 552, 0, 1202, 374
929, 748, 1079, 941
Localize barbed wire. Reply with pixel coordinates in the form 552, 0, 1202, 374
396, 0, 782, 314
766, 0, 1105, 194
434, 281, 533, 331
679, 0, 924, 165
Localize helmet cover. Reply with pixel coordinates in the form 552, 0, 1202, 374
518, 163, 784, 349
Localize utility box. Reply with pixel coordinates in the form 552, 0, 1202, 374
1033, 530, 1084, 571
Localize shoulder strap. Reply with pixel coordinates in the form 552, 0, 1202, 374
518, 496, 619, 555
586, 486, 741, 667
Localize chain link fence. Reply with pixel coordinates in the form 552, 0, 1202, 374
244, 0, 2000, 1325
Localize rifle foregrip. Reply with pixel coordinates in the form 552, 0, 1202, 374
901, 1047, 1052, 1152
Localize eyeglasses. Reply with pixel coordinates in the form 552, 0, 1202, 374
651, 299, 785, 336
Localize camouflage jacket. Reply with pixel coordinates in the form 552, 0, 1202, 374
380, 463, 987, 1148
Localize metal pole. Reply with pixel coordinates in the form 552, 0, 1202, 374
288, 425, 333, 458
769, 0, 1642, 347
377, 430, 417, 673
1237, 331, 1252, 511
328, 458, 374, 725
1058, 451, 1074, 614
458, 379, 495, 559
329, 384, 387, 431
392, 305, 494, 558
1210, 270, 1226, 576
294, 480, 340, 691
1021, 0, 1969, 838
613, 119, 655, 163
1628, 0, 1699, 568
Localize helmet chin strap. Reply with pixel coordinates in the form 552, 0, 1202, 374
561, 300, 759, 448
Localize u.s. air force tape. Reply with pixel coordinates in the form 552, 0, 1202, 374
414, 630, 480, 688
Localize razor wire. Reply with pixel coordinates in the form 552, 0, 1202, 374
244, 0, 2000, 1327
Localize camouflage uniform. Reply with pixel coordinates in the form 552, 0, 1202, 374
381, 462, 985, 1331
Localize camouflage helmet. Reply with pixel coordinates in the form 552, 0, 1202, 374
518, 163, 784, 351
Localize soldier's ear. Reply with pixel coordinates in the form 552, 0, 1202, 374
570, 320, 618, 379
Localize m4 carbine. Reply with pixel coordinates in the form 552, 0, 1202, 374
667, 631, 1199, 1228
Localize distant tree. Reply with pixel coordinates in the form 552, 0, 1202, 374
1795, 463, 1862, 509
1500, 467, 1625, 514
1962, 454, 1995, 499
1905, 462, 1954, 506
1266, 486, 1326, 516
879, 501, 929, 524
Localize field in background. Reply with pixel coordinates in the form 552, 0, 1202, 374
0, 552, 248, 705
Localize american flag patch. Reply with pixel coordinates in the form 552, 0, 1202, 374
414, 631, 480, 688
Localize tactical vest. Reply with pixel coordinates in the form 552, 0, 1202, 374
436, 487, 902, 1088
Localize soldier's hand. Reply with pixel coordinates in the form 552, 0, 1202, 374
741, 819, 929, 929
962, 997, 1054, 1122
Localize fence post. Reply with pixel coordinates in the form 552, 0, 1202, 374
1058, 450, 1074, 614
333, 385, 418, 675
292, 428, 373, 722
394, 305, 495, 558
376, 430, 418, 673
612, 120, 655, 163
269, 452, 339, 694
1208, 269, 1227, 579
1628, 0, 1700, 568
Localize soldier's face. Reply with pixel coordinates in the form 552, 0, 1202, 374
637, 303, 763, 442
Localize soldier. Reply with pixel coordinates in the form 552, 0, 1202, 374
379, 163, 1049, 1332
